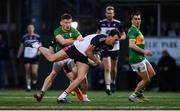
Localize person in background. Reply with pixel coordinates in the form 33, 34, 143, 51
17, 24, 41, 91
157, 50, 178, 91
96, 6, 126, 95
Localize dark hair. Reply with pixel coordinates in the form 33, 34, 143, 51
130, 11, 141, 20
61, 13, 72, 20
108, 29, 121, 38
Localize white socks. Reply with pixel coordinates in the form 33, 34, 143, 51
57, 91, 68, 100
106, 84, 111, 90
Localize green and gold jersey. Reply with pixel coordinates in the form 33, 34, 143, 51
53, 27, 81, 52
128, 25, 145, 64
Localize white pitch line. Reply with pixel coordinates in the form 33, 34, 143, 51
0, 106, 180, 109
1, 96, 180, 99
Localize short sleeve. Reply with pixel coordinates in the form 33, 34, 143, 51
117, 21, 124, 33
72, 28, 81, 39
128, 29, 137, 42
90, 35, 105, 46
53, 27, 60, 36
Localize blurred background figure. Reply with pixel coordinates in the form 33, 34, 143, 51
157, 50, 178, 91
0, 33, 9, 89
17, 24, 41, 91
146, 16, 157, 36
96, 6, 126, 95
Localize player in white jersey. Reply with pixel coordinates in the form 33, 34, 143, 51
17, 24, 41, 91
25, 29, 121, 103
96, 6, 126, 95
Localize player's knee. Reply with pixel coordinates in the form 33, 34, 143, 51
144, 79, 151, 84
152, 72, 156, 77
76, 76, 85, 82
104, 67, 111, 73
49, 72, 57, 79
148, 70, 156, 79
32, 70, 38, 75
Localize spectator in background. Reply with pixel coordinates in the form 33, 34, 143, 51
167, 22, 180, 37
174, 21, 180, 36
17, 24, 41, 91
146, 16, 157, 36
168, 23, 177, 37
0, 33, 9, 89
161, 21, 168, 36
157, 50, 178, 91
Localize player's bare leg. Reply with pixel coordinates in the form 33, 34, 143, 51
111, 59, 118, 93
38, 47, 69, 62
26, 42, 69, 62
128, 71, 150, 103
31, 64, 38, 89
57, 62, 89, 103
80, 77, 90, 102
66, 71, 84, 101
68, 66, 90, 102
129, 62, 156, 102
34, 70, 58, 102
25, 63, 31, 91
102, 57, 112, 95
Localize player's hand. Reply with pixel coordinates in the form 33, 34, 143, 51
88, 54, 101, 67
144, 50, 153, 56
95, 59, 101, 66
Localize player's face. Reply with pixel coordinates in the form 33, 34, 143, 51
131, 15, 141, 28
106, 35, 119, 45
61, 19, 72, 31
27, 25, 35, 34
105, 10, 114, 20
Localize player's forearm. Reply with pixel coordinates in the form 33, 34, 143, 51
119, 32, 126, 40
129, 43, 145, 54
39, 47, 56, 62
60, 39, 75, 46
56, 35, 75, 46
48, 46, 55, 54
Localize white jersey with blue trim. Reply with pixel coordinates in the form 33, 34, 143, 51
22, 33, 40, 58
98, 19, 123, 51
73, 34, 113, 56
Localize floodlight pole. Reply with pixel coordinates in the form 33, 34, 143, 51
157, 3, 161, 37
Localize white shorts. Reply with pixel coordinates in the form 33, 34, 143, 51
53, 58, 75, 73
130, 58, 149, 72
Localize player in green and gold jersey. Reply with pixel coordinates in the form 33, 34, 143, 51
128, 12, 156, 102
34, 13, 90, 102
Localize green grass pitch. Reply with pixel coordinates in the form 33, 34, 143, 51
0, 90, 180, 110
